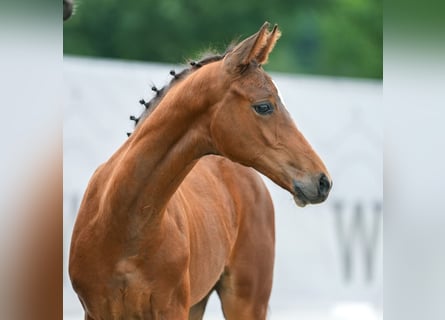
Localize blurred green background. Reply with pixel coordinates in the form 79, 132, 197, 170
63, 0, 381, 79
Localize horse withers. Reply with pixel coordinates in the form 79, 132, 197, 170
69, 22, 332, 319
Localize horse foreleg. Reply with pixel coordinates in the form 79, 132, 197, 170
215, 253, 273, 320
215, 217, 274, 319
188, 289, 213, 320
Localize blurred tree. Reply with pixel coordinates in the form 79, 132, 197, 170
63, 0, 381, 79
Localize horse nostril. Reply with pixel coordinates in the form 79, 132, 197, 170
318, 174, 331, 197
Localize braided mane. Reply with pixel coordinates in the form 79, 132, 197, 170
127, 47, 235, 136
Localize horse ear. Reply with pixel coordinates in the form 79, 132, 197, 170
256, 24, 281, 65
224, 22, 271, 73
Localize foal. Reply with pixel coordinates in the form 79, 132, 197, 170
69, 22, 331, 319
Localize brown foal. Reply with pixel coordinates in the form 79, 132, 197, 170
69, 22, 332, 319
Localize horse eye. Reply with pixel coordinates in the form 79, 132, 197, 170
253, 102, 273, 115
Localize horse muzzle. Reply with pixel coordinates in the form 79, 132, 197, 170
292, 173, 332, 207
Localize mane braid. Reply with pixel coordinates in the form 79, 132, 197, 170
128, 46, 235, 135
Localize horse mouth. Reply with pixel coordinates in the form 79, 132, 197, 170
293, 186, 309, 208
292, 177, 331, 207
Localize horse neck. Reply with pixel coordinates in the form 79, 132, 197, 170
101, 63, 224, 234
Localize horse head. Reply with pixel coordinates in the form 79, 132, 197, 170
210, 22, 332, 207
